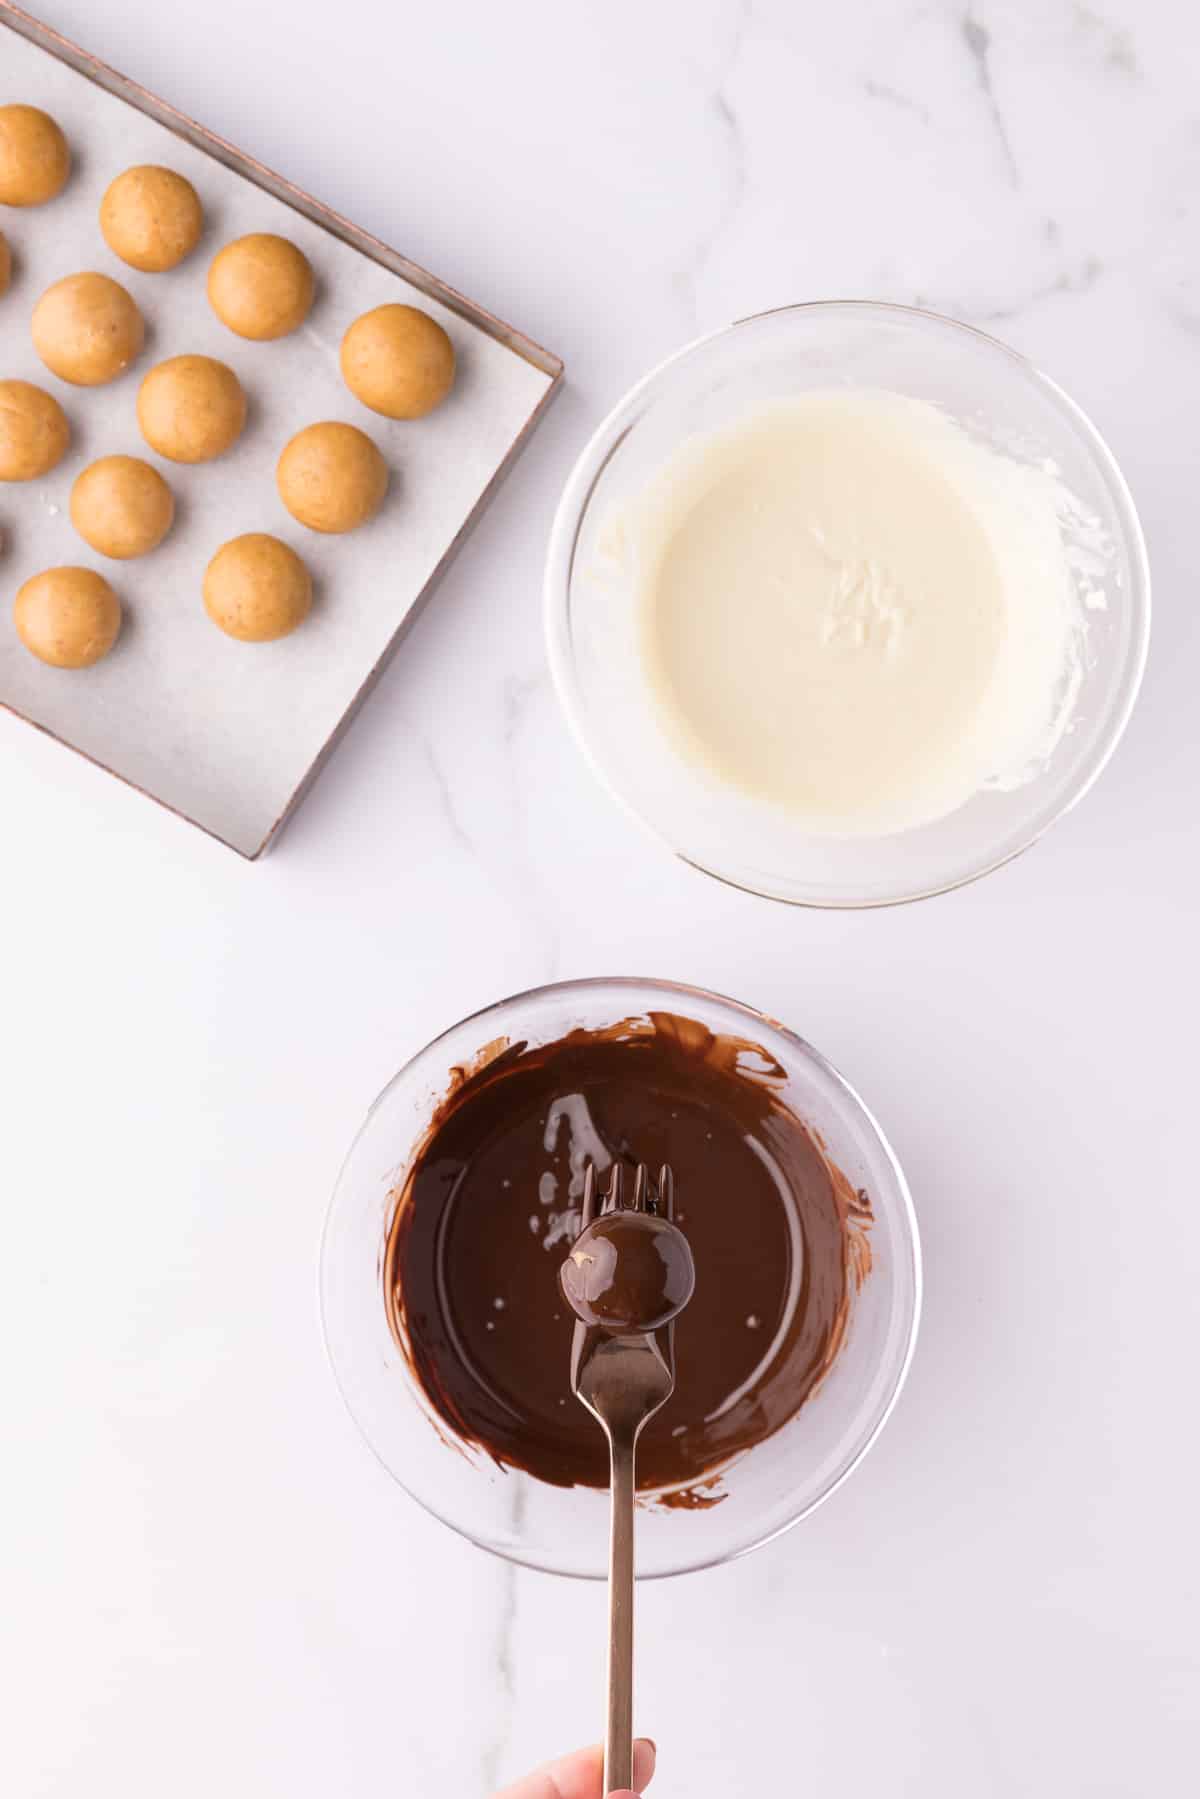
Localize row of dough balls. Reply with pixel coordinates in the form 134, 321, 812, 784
18, 262, 454, 419
14, 535, 313, 667
0, 380, 392, 534
0, 105, 456, 414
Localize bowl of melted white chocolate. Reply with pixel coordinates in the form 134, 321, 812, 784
545, 301, 1150, 906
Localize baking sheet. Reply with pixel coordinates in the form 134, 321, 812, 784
0, 7, 560, 855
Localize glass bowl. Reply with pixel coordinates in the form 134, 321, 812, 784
543, 302, 1150, 908
320, 977, 921, 1579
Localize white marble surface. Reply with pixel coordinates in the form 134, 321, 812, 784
3, 1, 1198, 1793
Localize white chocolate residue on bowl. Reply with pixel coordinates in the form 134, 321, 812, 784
626, 389, 1100, 838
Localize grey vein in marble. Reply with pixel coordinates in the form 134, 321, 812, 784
480, 1565, 518, 1791
422, 737, 475, 856
962, 12, 1019, 186
672, 0, 750, 325
496, 671, 563, 982
1074, 3, 1140, 76
479, 1479, 528, 1792
863, 78, 931, 125
923, 254, 1105, 325
501, 669, 548, 748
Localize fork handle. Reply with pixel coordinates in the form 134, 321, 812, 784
605, 1433, 636, 1794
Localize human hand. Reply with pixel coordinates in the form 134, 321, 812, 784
494, 1737, 656, 1799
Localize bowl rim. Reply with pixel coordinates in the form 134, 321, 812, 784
318, 973, 924, 1580
543, 298, 1152, 909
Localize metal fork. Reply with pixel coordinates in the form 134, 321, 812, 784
569, 1161, 677, 1795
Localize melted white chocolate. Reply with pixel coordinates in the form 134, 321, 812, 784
637, 390, 1080, 836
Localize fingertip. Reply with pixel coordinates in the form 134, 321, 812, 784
632, 1737, 657, 1791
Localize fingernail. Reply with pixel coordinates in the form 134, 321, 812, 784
632, 1736, 657, 1791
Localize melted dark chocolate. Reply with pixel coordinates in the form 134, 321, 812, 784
383, 1011, 866, 1494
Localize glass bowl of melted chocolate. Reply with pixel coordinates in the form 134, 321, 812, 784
321, 978, 920, 1578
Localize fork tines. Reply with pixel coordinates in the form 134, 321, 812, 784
583, 1160, 675, 1222
580, 1161, 598, 1229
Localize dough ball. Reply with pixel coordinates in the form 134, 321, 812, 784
137, 354, 246, 463
0, 229, 11, 296
207, 233, 314, 340
15, 566, 121, 668
0, 378, 70, 480
0, 104, 70, 207
340, 304, 455, 419
70, 455, 175, 559
203, 533, 312, 642
276, 420, 388, 533
32, 272, 144, 386
100, 164, 203, 272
